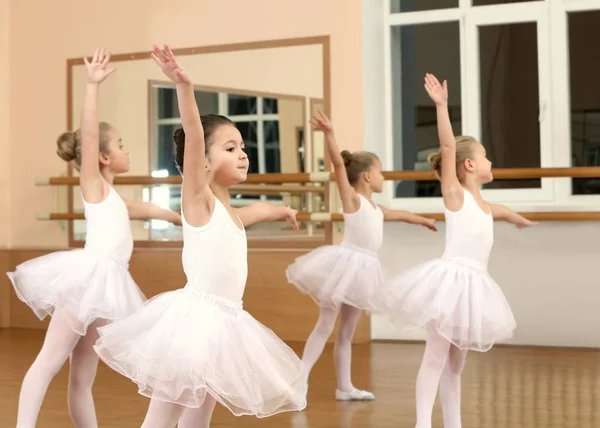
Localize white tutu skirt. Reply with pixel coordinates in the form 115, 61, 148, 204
387, 257, 516, 352
286, 243, 387, 312
7, 249, 145, 335
93, 286, 307, 416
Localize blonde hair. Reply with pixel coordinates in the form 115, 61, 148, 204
427, 136, 478, 181
56, 122, 113, 171
340, 150, 380, 185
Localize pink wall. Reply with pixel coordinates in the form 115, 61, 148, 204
6, 0, 363, 248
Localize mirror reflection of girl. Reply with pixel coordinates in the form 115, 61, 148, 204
93, 45, 307, 428
387, 74, 536, 428
286, 112, 438, 402
7, 48, 181, 428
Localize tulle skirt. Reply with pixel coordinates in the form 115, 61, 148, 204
93, 285, 307, 416
7, 249, 144, 335
387, 257, 516, 352
286, 243, 387, 312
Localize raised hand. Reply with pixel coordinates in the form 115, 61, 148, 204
424, 73, 448, 106
83, 48, 116, 84
310, 111, 334, 134
151, 44, 191, 85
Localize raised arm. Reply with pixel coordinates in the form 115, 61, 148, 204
311, 111, 359, 213
489, 204, 538, 228
152, 45, 212, 227
378, 206, 438, 231
235, 202, 298, 230
125, 200, 181, 225
424, 74, 463, 211
79, 48, 116, 203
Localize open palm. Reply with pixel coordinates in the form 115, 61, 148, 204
84, 48, 116, 84
424, 73, 448, 105
310, 111, 334, 134
151, 44, 191, 84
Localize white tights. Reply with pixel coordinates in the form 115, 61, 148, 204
300, 303, 363, 392
415, 331, 468, 428
140, 395, 217, 428
16, 309, 104, 428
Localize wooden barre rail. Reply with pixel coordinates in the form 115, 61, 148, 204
36, 211, 600, 222
34, 166, 600, 186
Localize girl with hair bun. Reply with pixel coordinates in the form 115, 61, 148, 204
7, 48, 181, 428
387, 74, 536, 428
286, 111, 437, 402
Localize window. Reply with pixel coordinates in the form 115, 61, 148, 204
151, 86, 282, 205
378, 0, 600, 212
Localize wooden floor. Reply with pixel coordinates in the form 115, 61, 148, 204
1, 329, 599, 427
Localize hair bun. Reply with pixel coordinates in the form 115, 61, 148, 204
56, 131, 77, 162
340, 150, 353, 167
427, 151, 443, 179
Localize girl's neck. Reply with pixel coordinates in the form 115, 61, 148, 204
210, 184, 232, 208
354, 182, 373, 200
462, 178, 482, 198
101, 169, 116, 185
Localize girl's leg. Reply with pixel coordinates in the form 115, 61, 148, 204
439, 344, 468, 428
300, 306, 340, 379
67, 319, 107, 427
414, 331, 452, 428
16, 309, 81, 428
177, 395, 217, 428
141, 398, 186, 428
333, 304, 372, 400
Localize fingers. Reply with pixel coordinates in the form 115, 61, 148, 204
106, 67, 117, 76
153, 44, 168, 63
164, 44, 178, 63
151, 52, 163, 67
92, 48, 100, 63
102, 51, 111, 67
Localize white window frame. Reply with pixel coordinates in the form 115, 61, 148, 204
152, 86, 281, 204
368, 0, 600, 213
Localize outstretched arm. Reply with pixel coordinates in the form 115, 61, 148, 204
125, 200, 181, 225
235, 202, 298, 230
311, 112, 359, 213
490, 204, 538, 228
152, 45, 212, 227
79, 48, 116, 203
378, 206, 438, 231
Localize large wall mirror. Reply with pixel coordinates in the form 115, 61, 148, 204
65, 37, 330, 248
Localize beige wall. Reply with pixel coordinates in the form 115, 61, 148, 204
0, 0, 10, 249
6, 0, 363, 249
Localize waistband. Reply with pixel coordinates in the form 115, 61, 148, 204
83, 247, 130, 269
340, 242, 378, 257
441, 256, 487, 272
183, 285, 243, 314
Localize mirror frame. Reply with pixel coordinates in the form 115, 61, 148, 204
65, 36, 331, 249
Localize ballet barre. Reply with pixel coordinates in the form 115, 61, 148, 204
35, 211, 600, 222
33, 166, 600, 186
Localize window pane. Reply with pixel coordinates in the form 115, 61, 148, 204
473, 0, 543, 6
157, 88, 179, 119
194, 91, 219, 114
479, 22, 541, 190
391, 22, 461, 198
236, 121, 259, 174
156, 124, 180, 176
569, 10, 600, 195
264, 121, 281, 174
228, 95, 257, 115
263, 98, 278, 114
391, 0, 457, 13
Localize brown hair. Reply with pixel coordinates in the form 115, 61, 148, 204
427, 136, 478, 181
56, 122, 113, 171
340, 150, 380, 185
173, 114, 236, 174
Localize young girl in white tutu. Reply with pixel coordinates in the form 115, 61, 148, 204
7, 48, 181, 428
388, 74, 537, 428
93, 45, 307, 428
286, 112, 437, 402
